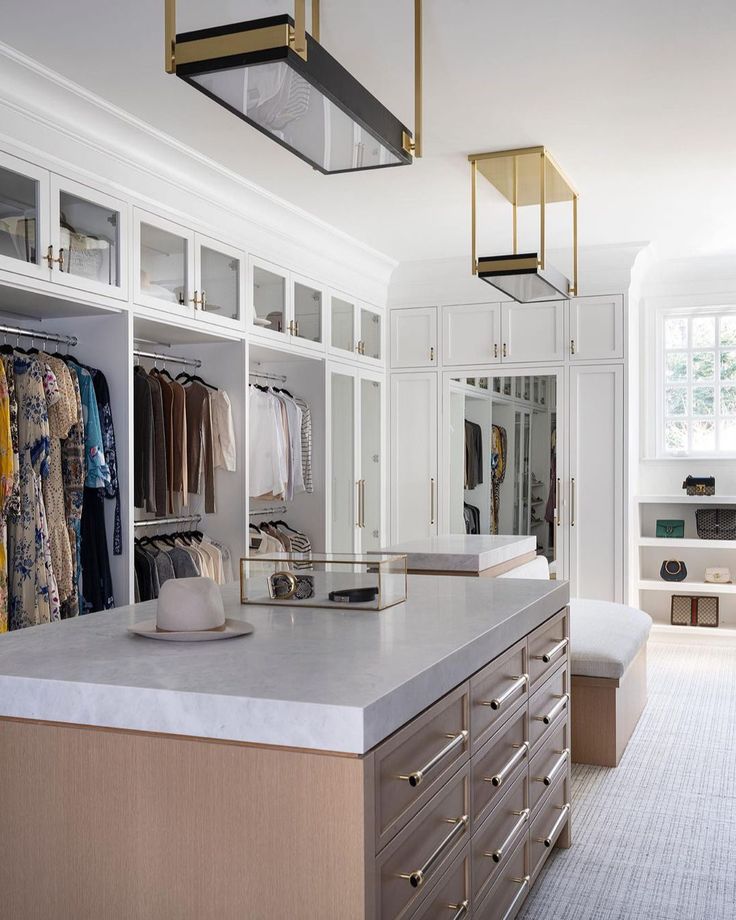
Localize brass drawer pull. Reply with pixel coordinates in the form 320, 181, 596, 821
501, 876, 530, 920
535, 748, 570, 787
537, 803, 571, 848
484, 741, 529, 788
485, 808, 530, 864
448, 900, 469, 919
400, 730, 468, 788
400, 814, 469, 889
45, 245, 65, 271
481, 673, 528, 711
534, 693, 570, 726
532, 637, 568, 664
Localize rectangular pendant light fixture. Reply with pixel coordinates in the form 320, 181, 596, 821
164, 1, 420, 174
469, 147, 579, 302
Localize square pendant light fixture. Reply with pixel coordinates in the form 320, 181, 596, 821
469, 147, 579, 302
164, 0, 422, 174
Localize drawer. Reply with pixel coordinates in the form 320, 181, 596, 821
529, 664, 569, 751
470, 639, 528, 752
407, 845, 471, 920
528, 714, 570, 814
529, 771, 571, 882
474, 833, 529, 920
374, 682, 470, 851
527, 608, 569, 688
377, 763, 471, 920
471, 704, 528, 828
472, 768, 529, 903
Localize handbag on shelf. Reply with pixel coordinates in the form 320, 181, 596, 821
656, 519, 684, 539
660, 560, 687, 582
704, 567, 732, 584
683, 475, 715, 496
695, 508, 736, 540
671, 595, 719, 627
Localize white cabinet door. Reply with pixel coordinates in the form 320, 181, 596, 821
195, 232, 245, 330
390, 307, 437, 368
501, 301, 564, 363
0, 150, 50, 283
442, 303, 501, 366
134, 208, 196, 318
329, 366, 359, 553
358, 371, 385, 552
568, 364, 624, 602
569, 295, 624, 362
390, 373, 438, 541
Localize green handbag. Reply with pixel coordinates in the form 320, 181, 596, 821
656, 519, 685, 539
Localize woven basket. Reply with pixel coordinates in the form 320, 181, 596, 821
695, 508, 736, 540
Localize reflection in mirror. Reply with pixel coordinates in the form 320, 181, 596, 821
449, 374, 557, 566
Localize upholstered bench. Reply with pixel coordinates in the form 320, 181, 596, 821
568, 599, 651, 766
499, 562, 652, 767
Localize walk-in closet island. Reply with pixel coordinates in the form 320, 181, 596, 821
0, 575, 571, 920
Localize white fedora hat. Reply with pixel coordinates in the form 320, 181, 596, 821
129, 577, 254, 641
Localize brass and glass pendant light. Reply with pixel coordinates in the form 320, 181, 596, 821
469, 147, 579, 302
164, 0, 423, 174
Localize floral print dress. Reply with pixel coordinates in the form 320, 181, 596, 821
0, 361, 14, 632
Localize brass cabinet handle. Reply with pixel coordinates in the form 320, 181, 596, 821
480, 673, 528, 711
356, 480, 361, 529
570, 338, 576, 355
400, 814, 469, 888
556, 477, 562, 527
570, 477, 576, 527
430, 477, 436, 525
501, 876, 531, 920
201, 289, 207, 311
447, 901, 469, 919
294, 320, 300, 337
190, 291, 202, 308
532, 637, 568, 664
360, 479, 366, 528
485, 808, 530, 864
534, 693, 570, 726
430, 345, 435, 362
535, 748, 570, 787
537, 803, 571, 848
503, 342, 507, 358
399, 729, 468, 788
46, 245, 65, 271
484, 741, 529, 788
494, 343, 498, 359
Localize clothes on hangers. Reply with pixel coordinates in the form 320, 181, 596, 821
133, 528, 234, 602
464, 420, 484, 490
463, 502, 481, 535
248, 384, 311, 500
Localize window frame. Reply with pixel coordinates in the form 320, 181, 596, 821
656, 304, 736, 458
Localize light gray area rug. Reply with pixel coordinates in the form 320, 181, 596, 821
519, 639, 736, 920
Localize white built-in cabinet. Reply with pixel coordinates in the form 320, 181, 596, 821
442, 303, 501, 365
329, 364, 385, 553
569, 295, 624, 362
390, 307, 438, 367
329, 292, 384, 366
250, 256, 327, 351
501, 300, 565, 364
390, 372, 438, 541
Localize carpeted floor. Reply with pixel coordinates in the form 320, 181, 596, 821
518, 637, 736, 920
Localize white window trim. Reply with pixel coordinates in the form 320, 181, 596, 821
654, 302, 736, 459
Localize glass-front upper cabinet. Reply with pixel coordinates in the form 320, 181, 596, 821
331, 294, 356, 355
195, 233, 244, 329
51, 176, 127, 299
360, 374, 383, 551
135, 209, 194, 314
360, 306, 382, 363
252, 259, 289, 338
293, 275, 324, 350
0, 152, 48, 281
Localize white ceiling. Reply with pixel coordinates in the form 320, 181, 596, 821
3, 0, 736, 263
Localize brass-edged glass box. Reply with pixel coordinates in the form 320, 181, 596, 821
240, 553, 407, 611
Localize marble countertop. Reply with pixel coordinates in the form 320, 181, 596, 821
382, 534, 537, 572
0, 577, 568, 754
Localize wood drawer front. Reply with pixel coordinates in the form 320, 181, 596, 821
528, 715, 570, 814
529, 771, 571, 882
474, 834, 529, 920
470, 639, 527, 752
377, 764, 470, 920
407, 845, 471, 920
472, 768, 529, 903
471, 704, 528, 828
527, 608, 569, 688
375, 683, 470, 851
529, 664, 569, 751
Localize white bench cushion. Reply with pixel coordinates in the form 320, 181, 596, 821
569, 599, 652, 680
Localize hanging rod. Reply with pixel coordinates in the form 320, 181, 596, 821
249, 506, 287, 516
249, 370, 287, 384
0, 323, 77, 347
134, 349, 201, 369
134, 514, 202, 528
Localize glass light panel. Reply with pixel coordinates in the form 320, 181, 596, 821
360, 308, 381, 360
0, 165, 38, 265
192, 62, 402, 173
140, 222, 187, 305
60, 191, 120, 287
480, 270, 567, 303
331, 297, 354, 352
201, 245, 239, 319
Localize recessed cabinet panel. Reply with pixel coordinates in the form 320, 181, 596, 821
252, 262, 288, 337
0, 153, 49, 281
360, 306, 382, 362
331, 295, 355, 354
443, 303, 501, 366
502, 301, 564, 363
569, 295, 624, 361
390, 307, 437, 368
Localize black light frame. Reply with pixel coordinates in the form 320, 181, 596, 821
476, 253, 570, 302
174, 15, 413, 174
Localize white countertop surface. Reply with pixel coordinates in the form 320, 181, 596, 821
382, 534, 537, 572
0, 577, 568, 754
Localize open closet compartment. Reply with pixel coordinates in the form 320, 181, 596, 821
132, 315, 246, 600
248, 341, 326, 555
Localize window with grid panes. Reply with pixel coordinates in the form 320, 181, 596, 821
661, 311, 736, 455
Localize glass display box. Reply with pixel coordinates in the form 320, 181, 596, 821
240, 553, 407, 611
